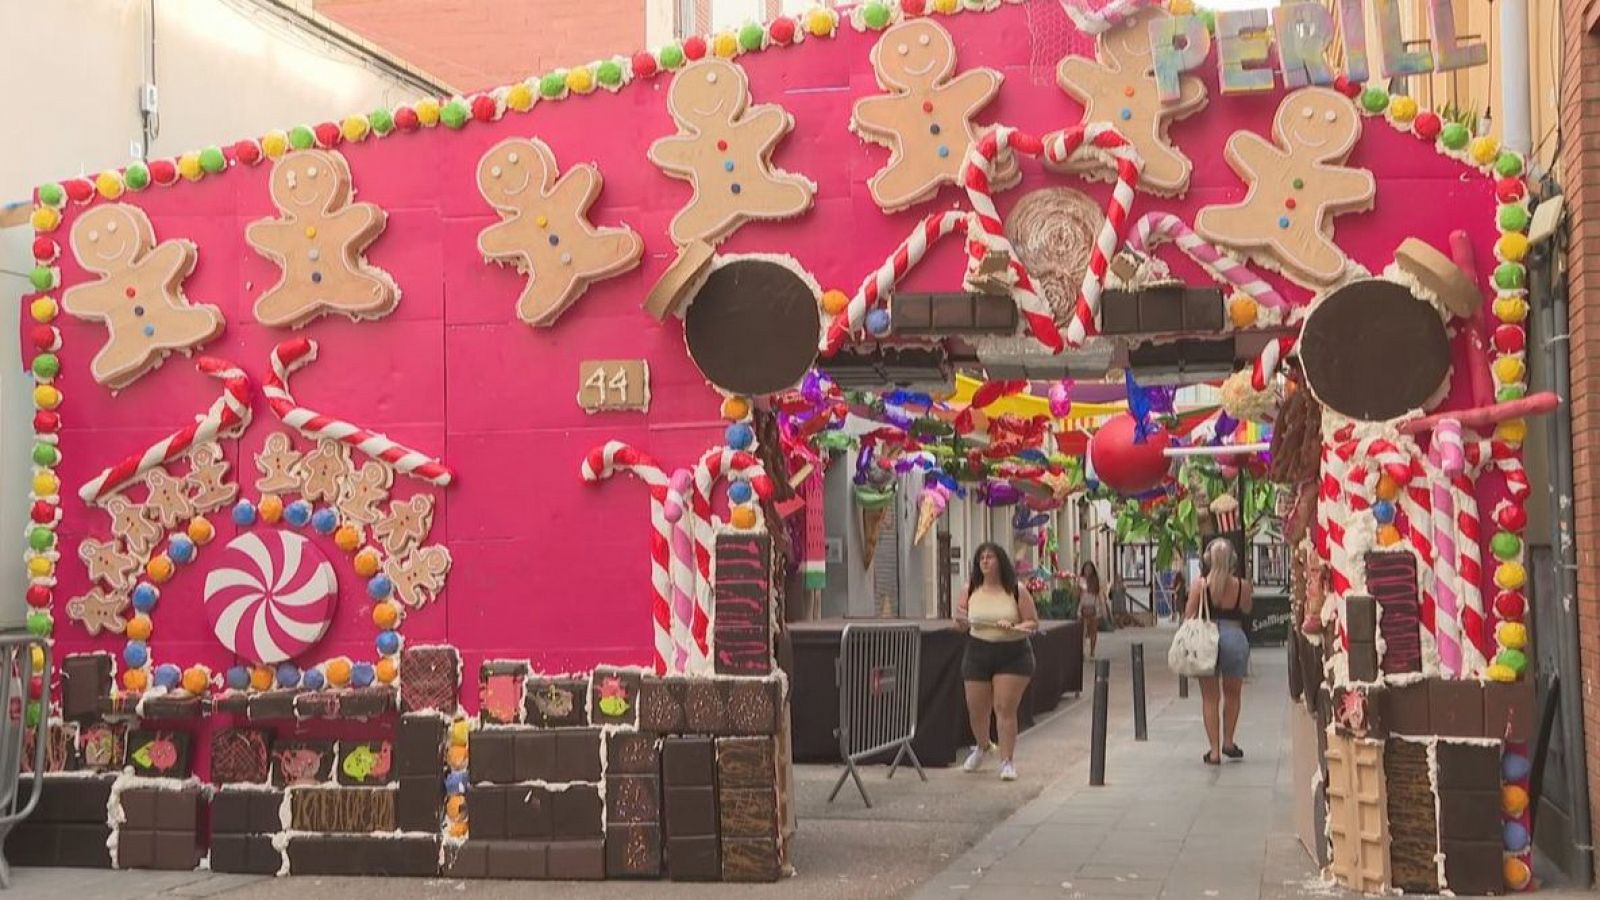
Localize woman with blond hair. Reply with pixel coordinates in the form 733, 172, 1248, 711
1185, 538, 1252, 765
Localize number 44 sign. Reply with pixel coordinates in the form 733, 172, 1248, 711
577, 360, 651, 413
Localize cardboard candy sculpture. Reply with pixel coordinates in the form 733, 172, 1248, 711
15, 0, 1532, 890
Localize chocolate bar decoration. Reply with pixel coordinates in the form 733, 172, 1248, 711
1364, 552, 1421, 674
607, 823, 663, 878
716, 738, 776, 789
289, 787, 397, 833
1344, 596, 1379, 683
639, 678, 686, 734
210, 835, 283, 875
526, 677, 589, 728
607, 732, 661, 775
591, 668, 642, 728
1384, 739, 1440, 893
126, 730, 191, 778
211, 728, 272, 785
271, 739, 336, 787
400, 645, 460, 714
396, 715, 446, 777
61, 654, 112, 721
714, 535, 772, 676
337, 740, 396, 786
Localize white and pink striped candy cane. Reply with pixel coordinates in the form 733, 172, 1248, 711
690, 447, 775, 656
1426, 418, 1466, 676
265, 338, 454, 486
821, 210, 968, 356
1058, 0, 1164, 34
1043, 124, 1143, 349
960, 127, 1061, 351
663, 470, 703, 675
583, 441, 675, 675
1251, 336, 1296, 390
79, 357, 253, 504
1129, 212, 1287, 309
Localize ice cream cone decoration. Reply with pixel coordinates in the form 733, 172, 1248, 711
861, 505, 889, 571
1209, 493, 1241, 533
913, 483, 953, 546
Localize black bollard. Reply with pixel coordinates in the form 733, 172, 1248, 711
1090, 658, 1110, 786
1131, 643, 1147, 741
1179, 675, 1189, 698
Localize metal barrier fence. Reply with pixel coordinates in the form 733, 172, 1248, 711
0, 633, 52, 889
826, 623, 926, 807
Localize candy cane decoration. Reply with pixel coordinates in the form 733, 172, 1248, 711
265, 338, 454, 486
1450, 469, 1491, 674
1399, 454, 1439, 675
79, 357, 252, 504
690, 447, 775, 656
1043, 124, 1143, 349
1129, 212, 1287, 310
1251, 336, 1296, 391
663, 470, 703, 675
583, 441, 674, 675
1426, 419, 1466, 676
821, 210, 968, 356
1058, 0, 1164, 33
960, 127, 1060, 351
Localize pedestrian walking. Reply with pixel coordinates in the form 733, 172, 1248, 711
1077, 561, 1103, 658
954, 542, 1039, 782
1185, 539, 1252, 765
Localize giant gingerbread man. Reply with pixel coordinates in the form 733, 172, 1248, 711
1051, 7, 1207, 196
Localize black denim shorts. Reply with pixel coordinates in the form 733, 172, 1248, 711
962, 636, 1036, 681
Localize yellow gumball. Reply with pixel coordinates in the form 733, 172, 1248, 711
821, 289, 849, 316
30, 646, 44, 671
30, 297, 58, 323
262, 130, 290, 158
713, 32, 740, 58
415, 98, 442, 126
33, 385, 61, 410
565, 67, 595, 94
27, 557, 53, 579
1228, 295, 1258, 328
187, 516, 215, 545
1497, 418, 1528, 444
181, 666, 210, 694
341, 115, 370, 142
30, 206, 62, 233
506, 83, 534, 112
1486, 663, 1517, 683
722, 396, 751, 421
932, 0, 958, 12
95, 171, 124, 200
354, 548, 382, 577
1388, 95, 1418, 123
177, 153, 204, 181
1495, 561, 1527, 590
1494, 296, 1529, 324
730, 506, 758, 530
146, 555, 175, 583
1498, 621, 1529, 650
1469, 136, 1500, 166
450, 720, 470, 746
1492, 356, 1525, 384
32, 472, 59, 497
806, 8, 836, 34
335, 525, 362, 552
1504, 856, 1532, 890
1497, 232, 1529, 263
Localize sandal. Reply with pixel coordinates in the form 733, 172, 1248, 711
1202, 751, 1221, 766
1222, 744, 1244, 760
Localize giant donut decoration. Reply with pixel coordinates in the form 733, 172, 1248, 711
203, 531, 338, 665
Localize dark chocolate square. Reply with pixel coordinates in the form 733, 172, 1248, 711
396, 775, 444, 832
506, 785, 553, 839
211, 728, 272, 785
154, 788, 200, 831
526, 678, 588, 728
1382, 681, 1431, 735
140, 695, 202, 721
4, 824, 55, 867
1347, 640, 1378, 683
287, 836, 364, 874
119, 788, 159, 829
480, 665, 527, 725
663, 737, 716, 786
554, 728, 603, 783
151, 829, 202, 870
210, 790, 253, 835
1441, 839, 1504, 896
639, 678, 686, 734
28, 774, 115, 823
208, 834, 250, 874
248, 690, 299, 721
606, 823, 662, 878
683, 681, 727, 734
486, 840, 547, 879
548, 839, 605, 880
591, 668, 642, 728
469, 730, 516, 784
1429, 679, 1486, 737
366, 836, 441, 876
396, 715, 446, 777
337, 740, 396, 786
665, 786, 718, 837
57, 823, 114, 868
1344, 596, 1377, 642
400, 645, 460, 714
126, 729, 191, 778
725, 680, 780, 735
513, 730, 557, 782
892, 293, 932, 330
79, 722, 125, 771
1435, 741, 1503, 789
553, 784, 604, 838
337, 686, 397, 719
607, 732, 660, 776
468, 786, 507, 839
62, 654, 112, 721
443, 841, 487, 879
667, 834, 721, 881
606, 775, 660, 824
1484, 679, 1537, 741
721, 836, 782, 882
249, 790, 286, 834
719, 788, 777, 839
715, 626, 773, 676
213, 693, 249, 716
716, 737, 775, 788
1438, 789, 1502, 841
271, 739, 335, 787
117, 828, 156, 869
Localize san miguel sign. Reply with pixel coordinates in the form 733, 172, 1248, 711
1150, 0, 1489, 101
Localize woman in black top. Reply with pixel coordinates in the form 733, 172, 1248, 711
1185, 539, 1252, 765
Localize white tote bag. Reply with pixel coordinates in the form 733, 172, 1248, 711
1168, 595, 1219, 677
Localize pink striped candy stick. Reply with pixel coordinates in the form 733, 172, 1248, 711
821, 210, 968, 356
690, 447, 775, 656
265, 338, 454, 487
79, 356, 253, 504
1426, 418, 1466, 676
663, 469, 702, 674
583, 441, 674, 675
1042, 124, 1144, 349
1129, 212, 1287, 309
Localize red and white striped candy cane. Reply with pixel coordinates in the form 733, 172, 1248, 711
1447, 469, 1491, 674
690, 447, 775, 656
79, 357, 253, 504
1399, 454, 1439, 674
265, 338, 454, 486
1043, 124, 1144, 349
821, 210, 968, 356
960, 127, 1061, 352
1059, 0, 1165, 33
583, 441, 675, 675
1129, 212, 1287, 309
1251, 336, 1296, 391
663, 469, 702, 675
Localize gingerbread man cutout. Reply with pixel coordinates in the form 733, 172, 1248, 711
648, 58, 815, 246
337, 462, 392, 526
102, 494, 162, 559
1195, 87, 1375, 287
383, 545, 452, 609
78, 537, 139, 591
247, 149, 399, 328
67, 588, 129, 636
293, 440, 352, 504
373, 495, 434, 557
477, 138, 644, 327
143, 469, 195, 529
1051, 7, 1207, 196
186, 443, 238, 513
851, 19, 1015, 211
60, 204, 225, 389
255, 432, 302, 496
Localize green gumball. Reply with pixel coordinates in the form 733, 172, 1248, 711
25, 612, 51, 638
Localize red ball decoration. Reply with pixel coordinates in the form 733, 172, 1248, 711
233, 139, 263, 165
28, 677, 42, 700
1332, 75, 1362, 99
1493, 324, 1526, 354
30, 325, 57, 351
31, 238, 58, 262
1494, 590, 1526, 620
902, 0, 926, 14
1087, 414, 1173, 495
1412, 111, 1442, 141
25, 585, 50, 608
768, 16, 797, 43
314, 122, 342, 148
148, 159, 178, 185
30, 502, 55, 524
471, 95, 497, 122
631, 51, 658, 77
683, 35, 707, 60
64, 179, 94, 203
1496, 502, 1528, 532
1382, 462, 1412, 486
33, 411, 60, 433
393, 106, 421, 132
1496, 177, 1527, 204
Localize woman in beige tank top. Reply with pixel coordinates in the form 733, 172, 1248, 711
954, 542, 1039, 781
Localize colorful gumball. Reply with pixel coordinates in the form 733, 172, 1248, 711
448, 821, 468, 839
123, 669, 149, 692
1503, 752, 1532, 781
123, 641, 149, 668
302, 667, 327, 691
730, 506, 758, 530
181, 666, 210, 694
446, 748, 470, 773
1501, 783, 1529, 816
285, 499, 313, 528
311, 507, 339, 534
29, 646, 43, 671
326, 658, 353, 686
335, 525, 362, 552
865, 308, 893, 337
368, 574, 393, 600
233, 500, 258, 527
722, 395, 751, 420
249, 666, 275, 691
375, 658, 399, 683
259, 495, 284, 524
126, 614, 153, 641
1377, 525, 1402, 546
187, 517, 215, 545
1504, 856, 1531, 890
354, 548, 382, 577
450, 720, 470, 746
153, 664, 182, 690
377, 630, 402, 656
132, 583, 159, 613
26, 585, 50, 608
350, 662, 376, 688
1497, 503, 1528, 532
1503, 820, 1529, 852
446, 796, 466, 820
168, 534, 197, 565
225, 666, 251, 691
146, 555, 175, 583
725, 423, 755, 449
1371, 501, 1396, 524
1495, 590, 1526, 620
276, 663, 302, 689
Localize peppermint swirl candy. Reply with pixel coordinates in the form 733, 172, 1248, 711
204, 531, 337, 665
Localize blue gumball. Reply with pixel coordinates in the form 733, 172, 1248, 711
285, 499, 313, 528
445, 770, 469, 794
367, 574, 393, 600
312, 508, 339, 535
168, 534, 196, 564
132, 583, 160, 613
350, 662, 376, 688
728, 480, 754, 504
225, 665, 251, 691
1504, 820, 1530, 852
302, 668, 326, 691
1503, 752, 1532, 782
1371, 500, 1397, 525
153, 664, 182, 690
275, 663, 302, 689
377, 630, 402, 656
725, 423, 754, 450
232, 499, 258, 527
865, 307, 892, 337
123, 641, 149, 668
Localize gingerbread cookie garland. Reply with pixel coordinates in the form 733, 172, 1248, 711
60, 204, 225, 389
337, 462, 393, 526
851, 19, 1013, 211
78, 537, 140, 591
255, 431, 303, 496
381, 545, 452, 609
293, 440, 354, 505
66, 588, 130, 636
648, 57, 816, 246
185, 442, 239, 513
1051, 7, 1208, 196
372, 494, 435, 558
1194, 87, 1376, 288
246, 149, 399, 329
477, 138, 644, 327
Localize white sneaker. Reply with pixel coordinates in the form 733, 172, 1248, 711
999, 761, 1019, 781
962, 744, 991, 772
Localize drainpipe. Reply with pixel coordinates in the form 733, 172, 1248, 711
1500, 0, 1532, 154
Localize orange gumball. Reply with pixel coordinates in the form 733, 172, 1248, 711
721, 396, 751, 421
446, 745, 469, 768
126, 614, 153, 641
187, 516, 215, 545
446, 796, 466, 819
354, 548, 382, 577
326, 657, 353, 686
1376, 475, 1400, 502
730, 506, 758, 529
821, 289, 849, 316
448, 820, 469, 838
123, 669, 149, 692
1377, 524, 1402, 546
372, 602, 400, 629
181, 666, 210, 694
259, 494, 284, 524
146, 555, 175, 583
249, 667, 275, 691
375, 658, 398, 683
335, 525, 362, 552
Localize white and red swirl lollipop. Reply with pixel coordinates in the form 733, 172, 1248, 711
203, 531, 337, 665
